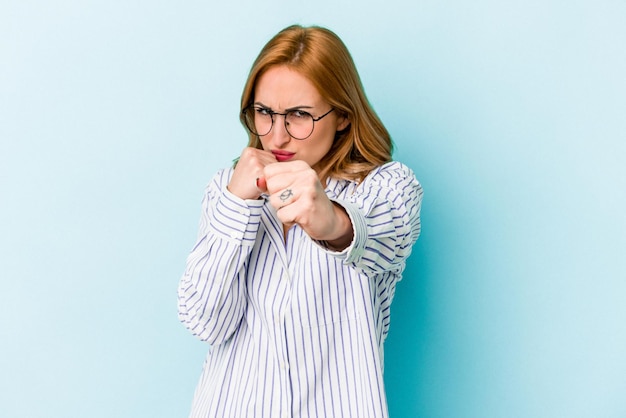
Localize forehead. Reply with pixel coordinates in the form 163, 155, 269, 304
254, 65, 323, 108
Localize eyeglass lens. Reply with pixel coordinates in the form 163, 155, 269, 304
245, 108, 315, 140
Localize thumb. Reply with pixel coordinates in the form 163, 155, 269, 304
256, 176, 268, 192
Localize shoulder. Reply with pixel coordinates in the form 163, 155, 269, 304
206, 167, 235, 191
361, 161, 421, 189
326, 161, 422, 200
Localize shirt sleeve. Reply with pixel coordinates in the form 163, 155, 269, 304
177, 168, 264, 345
317, 161, 423, 275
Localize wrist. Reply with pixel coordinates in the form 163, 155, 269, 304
326, 202, 353, 251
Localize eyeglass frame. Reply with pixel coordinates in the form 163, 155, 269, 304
242, 105, 335, 140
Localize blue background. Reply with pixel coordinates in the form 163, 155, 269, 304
1, 1, 625, 417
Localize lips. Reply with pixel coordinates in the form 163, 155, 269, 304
271, 150, 295, 162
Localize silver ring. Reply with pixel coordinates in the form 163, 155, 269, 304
279, 188, 294, 202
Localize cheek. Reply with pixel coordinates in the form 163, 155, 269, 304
316, 127, 336, 151
259, 137, 270, 150
306, 135, 334, 163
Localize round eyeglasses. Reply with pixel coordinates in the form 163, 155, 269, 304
242, 106, 334, 140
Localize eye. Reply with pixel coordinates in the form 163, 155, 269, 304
289, 110, 312, 119
254, 107, 271, 116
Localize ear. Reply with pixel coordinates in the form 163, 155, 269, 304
336, 113, 351, 132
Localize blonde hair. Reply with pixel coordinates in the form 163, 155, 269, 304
239, 24, 392, 183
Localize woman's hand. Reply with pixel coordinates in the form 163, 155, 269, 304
227, 147, 278, 200
261, 160, 353, 250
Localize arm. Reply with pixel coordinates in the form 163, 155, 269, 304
260, 160, 354, 249
321, 161, 423, 274
177, 168, 264, 345
261, 160, 422, 274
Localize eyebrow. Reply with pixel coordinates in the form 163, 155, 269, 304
253, 102, 315, 112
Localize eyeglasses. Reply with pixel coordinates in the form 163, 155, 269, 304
242, 106, 334, 140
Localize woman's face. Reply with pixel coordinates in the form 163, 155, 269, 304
253, 65, 348, 173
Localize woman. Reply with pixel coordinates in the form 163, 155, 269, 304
178, 24, 423, 418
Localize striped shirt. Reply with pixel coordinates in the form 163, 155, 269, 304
178, 161, 423, 418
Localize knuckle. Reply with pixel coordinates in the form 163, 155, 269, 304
304, 169, 318, 183
263, 164, 276, 177
241, 147, 254, 158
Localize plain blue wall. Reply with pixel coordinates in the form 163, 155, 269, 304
1, 1, 624, 417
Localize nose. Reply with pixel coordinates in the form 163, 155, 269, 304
269, 114, 291, 147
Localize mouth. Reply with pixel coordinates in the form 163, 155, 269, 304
271, 150, 295, 162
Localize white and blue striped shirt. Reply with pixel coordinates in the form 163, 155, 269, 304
178, 161, 423, 418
